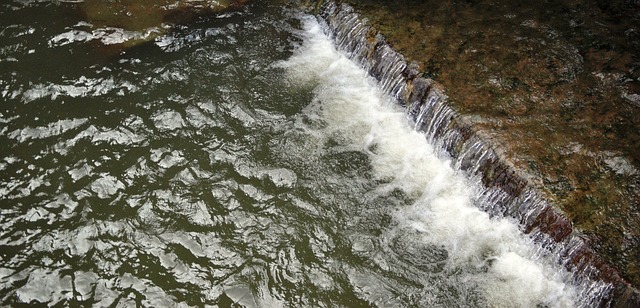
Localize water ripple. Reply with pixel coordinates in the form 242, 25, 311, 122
7, 118, 88, 142
21, 77, 138, 103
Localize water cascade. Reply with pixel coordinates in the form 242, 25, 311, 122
307, 1, 640, 306
279, 15, 587, 307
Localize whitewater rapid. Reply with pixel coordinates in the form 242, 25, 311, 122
279, 15, 580, 307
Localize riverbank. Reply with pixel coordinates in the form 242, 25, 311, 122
309, 0, 640, 301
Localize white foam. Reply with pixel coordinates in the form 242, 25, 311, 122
283, 15, 579, 307
49, 27, 162, 47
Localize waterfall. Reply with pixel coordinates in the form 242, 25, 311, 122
306, 1, 640, 306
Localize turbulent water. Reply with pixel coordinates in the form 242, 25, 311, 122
0, 1, 598, 307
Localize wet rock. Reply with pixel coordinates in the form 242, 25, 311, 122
526, 206, 573, 242
407, 77, 430, 105
403, 61, 420, 79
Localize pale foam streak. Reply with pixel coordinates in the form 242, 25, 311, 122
282, 15, 578, 307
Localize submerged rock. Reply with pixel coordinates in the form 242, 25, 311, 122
76, 0, 249, 49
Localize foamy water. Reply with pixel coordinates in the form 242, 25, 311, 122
279, 15, 579, 307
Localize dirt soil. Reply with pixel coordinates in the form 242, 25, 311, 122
341, 0, 640, 289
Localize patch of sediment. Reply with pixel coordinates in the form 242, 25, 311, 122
302, 1, 640, 306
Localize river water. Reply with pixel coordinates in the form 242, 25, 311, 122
0, 1, 603, 307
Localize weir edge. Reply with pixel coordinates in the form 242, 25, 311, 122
299, 0, 640, 306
